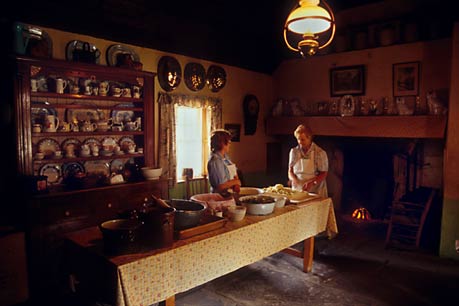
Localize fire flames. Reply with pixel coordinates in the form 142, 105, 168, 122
352, 207, 372, 221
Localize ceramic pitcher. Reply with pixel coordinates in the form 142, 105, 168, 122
44, 115, 59, 132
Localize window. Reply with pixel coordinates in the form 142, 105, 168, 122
175, 105, 211, 181
158, 92, 221, 185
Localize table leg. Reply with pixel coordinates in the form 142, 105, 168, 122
303, 236, 314, 272
159, 295, 175, 306
281, 236, 314, 272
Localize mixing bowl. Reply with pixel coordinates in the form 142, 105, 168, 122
239, 195, 276, 215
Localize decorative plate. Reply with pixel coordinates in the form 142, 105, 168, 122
118, 136, 135, 151
111, 109, 134, 124
110, 159, 127, 175
206, 65, 226, 92
339, 95, 355, 116
184, 62, 205, 91
61, 138, 81, 152
66, 108, 103, 124
31, 104, 57, 125
62, 162, 85, 178
37, 138, 60, 158
39, 163, 62, 184
82, 138, 102, 149
65, 40, 101, 64
157, 56, 182, 92
13, 22, 53, 58
84, 161, 110, 177
101, 137, 118, 152
106, 44, 140, 67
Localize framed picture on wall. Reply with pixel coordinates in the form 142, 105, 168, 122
224, 124, 241, 142
330, 65, 365, 97
393, 61, 420, 96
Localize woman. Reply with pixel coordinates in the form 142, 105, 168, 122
288, 124, 328, 197
207, 129, 241, 196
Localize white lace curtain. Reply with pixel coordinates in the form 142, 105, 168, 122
157, 92, 222, 186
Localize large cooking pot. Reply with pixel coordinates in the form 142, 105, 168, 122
166, 199, 206, 230
139, 206, 176, 248
99, 218, 142, 255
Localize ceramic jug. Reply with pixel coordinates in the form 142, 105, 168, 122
124, 120, 139, 131
80, 120, 97, 132
44, 115, 59, 132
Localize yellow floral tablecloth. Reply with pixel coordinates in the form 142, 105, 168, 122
67, 197, 337, 306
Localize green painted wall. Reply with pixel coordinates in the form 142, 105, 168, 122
439, 198, 459, 259
168, 171, 286, 200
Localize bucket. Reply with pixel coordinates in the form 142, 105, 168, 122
139, 206, 176, 248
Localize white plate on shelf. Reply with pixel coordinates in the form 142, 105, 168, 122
31, 104, 57, 125
112, 103, 134, 122
339, 95, 355, 116
65, 40, 101, 64
106, 44, 140, 67
66, 108, 103, 124
110, 158, 127, 175
61, 138, 81, 152
39, 163, 62, 184
82, 138, 102, 149
101, 136, 118, 152
37, 138, 60, 159
62, 162, 85, 178
84, 161, 110, 177
118, 136, 135, 151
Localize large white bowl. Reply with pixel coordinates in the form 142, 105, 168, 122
271, 195, 288, 208
141, 167, 162, 180
239, 195, 276, 215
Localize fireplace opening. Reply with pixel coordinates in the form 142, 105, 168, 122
314, 137, 426, 221
340, 138, 398, 220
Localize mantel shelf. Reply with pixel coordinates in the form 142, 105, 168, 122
265, 116, 447, 139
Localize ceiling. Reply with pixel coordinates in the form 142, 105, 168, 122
4, 0, 448, 74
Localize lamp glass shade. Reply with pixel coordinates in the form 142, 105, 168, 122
287, 6, 331, 34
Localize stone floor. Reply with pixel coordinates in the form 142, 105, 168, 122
174, 215, 459, 306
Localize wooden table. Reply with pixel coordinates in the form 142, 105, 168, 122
65, 197, 338, 306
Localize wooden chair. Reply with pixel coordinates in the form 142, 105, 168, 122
385, 187, 437, 249
185, 175, 209, 199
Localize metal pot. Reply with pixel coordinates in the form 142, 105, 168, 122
99, 218, 142, 255
166, 199, 206, 230
138, 206, 176, 248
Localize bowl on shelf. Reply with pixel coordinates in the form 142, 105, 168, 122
141, 167, 162, 180
239, 195, 276, 216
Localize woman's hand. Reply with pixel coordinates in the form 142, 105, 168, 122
302, 179, 317, 192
